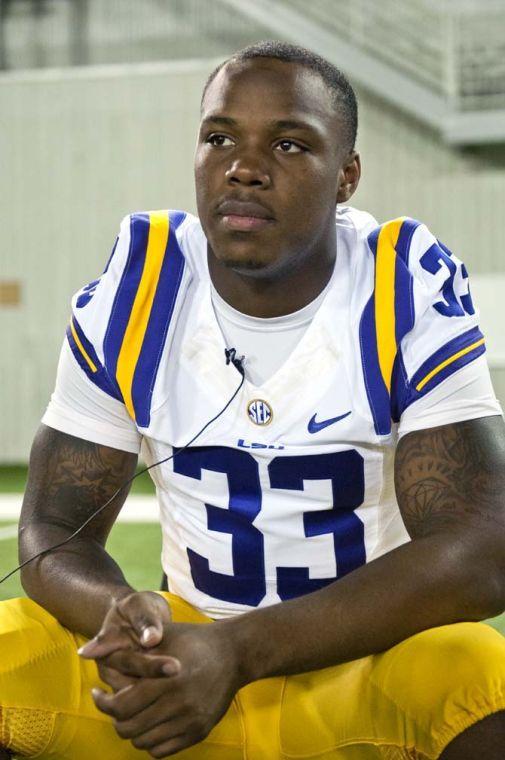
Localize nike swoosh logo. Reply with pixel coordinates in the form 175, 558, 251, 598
308, 411, 352, 434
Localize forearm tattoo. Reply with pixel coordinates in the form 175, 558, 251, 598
395, 417, 505, 538
21, 426, 138, 539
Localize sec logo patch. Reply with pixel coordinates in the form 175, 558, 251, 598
247, 399, 273, 426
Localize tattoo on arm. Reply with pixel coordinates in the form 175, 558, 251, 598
21, 425, 138, 542
395, 416, 505, 539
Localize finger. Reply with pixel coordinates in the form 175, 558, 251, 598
129, 717, 188, 750
91, 687, 122, 717
117, 593, 171, 649
100, 650, 181, 679
79, 628, 133, 659
115, 703, 186, 741
91, 678, 167, 721
79, 638, 125, 659
148, 732, 201, 758
97, 661, 136, 692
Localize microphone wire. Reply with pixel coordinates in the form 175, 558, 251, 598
0, 350, 245, 586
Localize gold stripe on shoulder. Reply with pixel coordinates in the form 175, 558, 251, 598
70, 318, 97, 373
116, 211, 170, 419
416, 338, 485, 391
374, 218, 404, 393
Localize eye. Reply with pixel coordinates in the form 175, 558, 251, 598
274, 139, 306, 154
206, 133, 234, 147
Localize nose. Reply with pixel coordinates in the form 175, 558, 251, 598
225, 151, 271, 189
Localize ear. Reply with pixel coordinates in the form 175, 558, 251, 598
336, 151, 361, 203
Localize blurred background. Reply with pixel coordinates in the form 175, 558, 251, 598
2, 0, 505, 464
1, 1, 505, 610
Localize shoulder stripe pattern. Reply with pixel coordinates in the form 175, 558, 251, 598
131, 211, 186, 427
374, 219, 401, 394
115, 212, 170, 419
391, 327, 486, 420
391, 326, 486, 419
104, 213, 150, 399
104, 210, 186, 427
415, 334, 485, 391
360, 218, 419, 435
69, 317, 97, 373
66, 316, 121, 400
391, 327, 485, 425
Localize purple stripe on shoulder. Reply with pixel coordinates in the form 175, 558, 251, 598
103, 213, 150, 400
394, 218, 420, 265
360, 228, 392, 436
66, 324, 122, 401
418, 342, 485, 395
394, 256, 415, 347
71, 316, 101, 368
394, 326, 485, 418
366, 226, 380, 259
393, 219, 418, 346
391, 349, 410, 423
411, 326, 484, 391
131, 211, 187, 427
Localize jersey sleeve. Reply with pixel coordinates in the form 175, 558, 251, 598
64, 213, 131, 407
359, 217, 500, 436
63, 209, 188, 429
397, 355, 502, 437
390, 219, 499, 427
42, 338, 142, 453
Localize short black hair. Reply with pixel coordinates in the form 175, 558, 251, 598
201, 40, 358, 152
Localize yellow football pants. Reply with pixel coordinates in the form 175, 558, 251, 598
1, 594, 504, 759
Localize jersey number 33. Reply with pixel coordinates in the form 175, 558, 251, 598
174, 447, 365, 606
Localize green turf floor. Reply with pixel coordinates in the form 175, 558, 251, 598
0, 465, 27, 493
0, 520, 162, 601
0, 464, 155, 494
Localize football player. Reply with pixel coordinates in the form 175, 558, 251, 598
1, 41, 505, 759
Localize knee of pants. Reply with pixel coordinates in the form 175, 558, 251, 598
0, 597, 85, 712
372, 622, 505, 731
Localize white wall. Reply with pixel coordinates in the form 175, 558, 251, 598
0, 61, 208, 461
1, 60, 504, 461
352, 89, 505, 275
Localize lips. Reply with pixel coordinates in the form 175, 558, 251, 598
216, 199, 275, 232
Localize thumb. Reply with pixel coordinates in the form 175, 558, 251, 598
139, 623, 163, 648
118, 593, 168, 649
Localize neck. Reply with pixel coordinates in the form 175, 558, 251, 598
207, 243, 336, 319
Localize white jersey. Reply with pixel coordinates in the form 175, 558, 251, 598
43, 207, 502, 618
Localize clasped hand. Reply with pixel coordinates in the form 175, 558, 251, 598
79, 591, 240, 758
